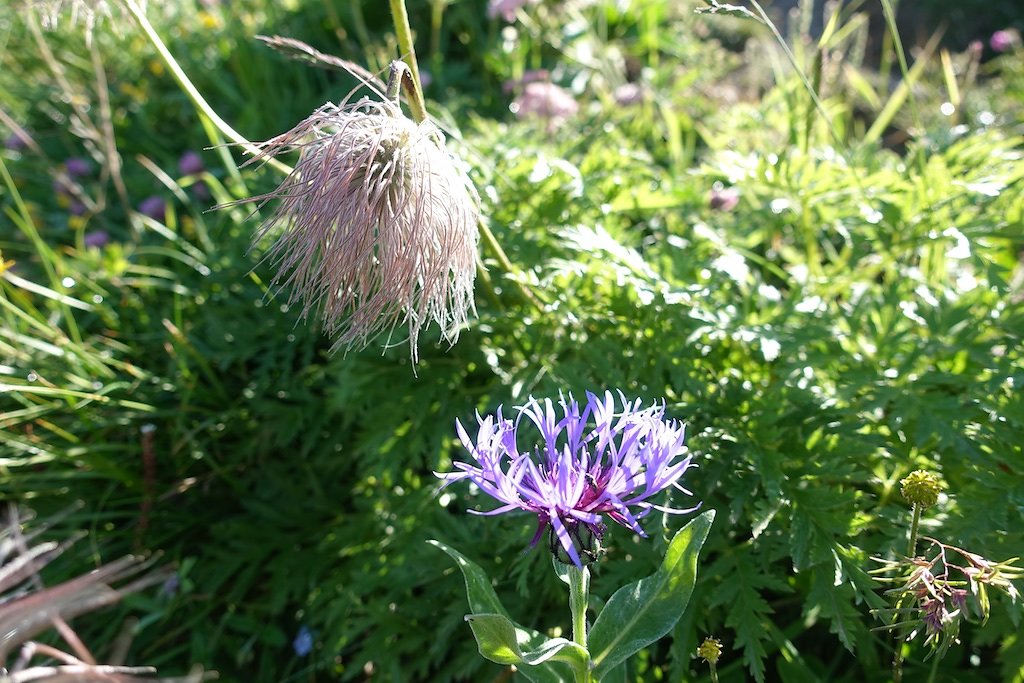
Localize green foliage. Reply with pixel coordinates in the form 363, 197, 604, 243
434, 512, 713, 682
2, 0, 1023, 681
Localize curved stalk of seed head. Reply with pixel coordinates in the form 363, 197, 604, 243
388, 0, 545, 314
121, 0, 291, 176
388, 0, 428, 124
386, 62, 404, 105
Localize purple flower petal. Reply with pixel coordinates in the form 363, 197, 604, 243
437, 391, 699, 567
178, 150, 205, 176
65, 157, 93, 177
138, 195, 166, 221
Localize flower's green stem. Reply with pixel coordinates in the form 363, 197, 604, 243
387, 0, 428, 124
567, 564, 594, 683
907, 503, 921, 558
386, 0, 544, 314
893, 503, 923, 682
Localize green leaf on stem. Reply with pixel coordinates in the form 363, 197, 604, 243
428, 540, 577, 683
588, 510, 715, 678
465, 613, 589, 668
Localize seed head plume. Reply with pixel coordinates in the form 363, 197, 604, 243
245, 61, 479, 362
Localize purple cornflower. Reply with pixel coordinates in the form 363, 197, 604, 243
436, 391, 699, 567
191, 180, 211, 201
159, 572, 180, 598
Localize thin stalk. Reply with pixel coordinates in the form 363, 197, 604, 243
88, 38, 131, 220
120, 0, 291, 175
893, 502, 923, 682
0, 157, 83, 346
746, 0, 841, 149
879, 0, 922, 135
907, 503, 921, 558
478, 219, 545, 313
386, 0, 543, 314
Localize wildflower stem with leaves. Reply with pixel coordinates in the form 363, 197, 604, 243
433, 391, 712, 681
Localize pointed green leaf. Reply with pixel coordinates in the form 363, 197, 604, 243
427, 539, 510, 617
588, 510, 715, 678
602, 663, 627, 683
428, 540, 575, 683
465, 613, 588, 669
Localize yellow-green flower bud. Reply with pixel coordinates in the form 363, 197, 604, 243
900, 470, 942, 508
697, 637, 723, 664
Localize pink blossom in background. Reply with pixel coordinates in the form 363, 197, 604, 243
709, 185, 740, 212
488, 0, 534, 23
512, 82, 579, 127
503, 69, 550, 94
990, 29, 1020, 53
613, 83, 644, 106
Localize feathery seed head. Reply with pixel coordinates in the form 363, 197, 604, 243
248, 90, 479, 362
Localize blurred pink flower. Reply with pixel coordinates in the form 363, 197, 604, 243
503, 70, 550, 94
613, 83, 644, 106
488, 0, 535, 22
709, 185, 740, 212
990, 29, 1020, 53
513, 82, 579, 127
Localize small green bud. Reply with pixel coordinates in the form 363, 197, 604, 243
697, 636, 723, 664
901, 470, 942, 508
548, 522, 604, 567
